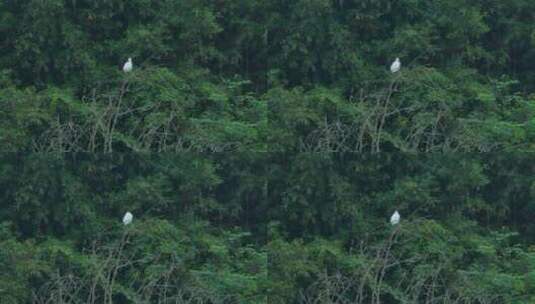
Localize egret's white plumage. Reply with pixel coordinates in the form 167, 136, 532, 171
123, 212, 133, 225
390, 210, 400, 226
123, 58, 133, 73
390, 58, 401, 73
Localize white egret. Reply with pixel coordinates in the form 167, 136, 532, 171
390, 58, 401, 73
123, 58, 133, 73
123, 211, 133, 225
390, 210, 400, 226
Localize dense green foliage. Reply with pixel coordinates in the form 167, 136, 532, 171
1, 154, 535, 303
1, 0, 535, 303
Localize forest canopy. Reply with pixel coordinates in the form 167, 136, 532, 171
1, 0, 535, 303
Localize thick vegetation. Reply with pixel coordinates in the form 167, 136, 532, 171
1, 1, 535, 303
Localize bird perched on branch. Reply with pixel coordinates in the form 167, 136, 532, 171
390, 210, 400, 225
123, 212, 133, 225
123, 58, 133, 73
390, 58, 401, 73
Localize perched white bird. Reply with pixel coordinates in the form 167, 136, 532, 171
390, 57, 401, 73
390, 210, 400, 226
123, 212, 133, 225
123, 58, 133, 73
